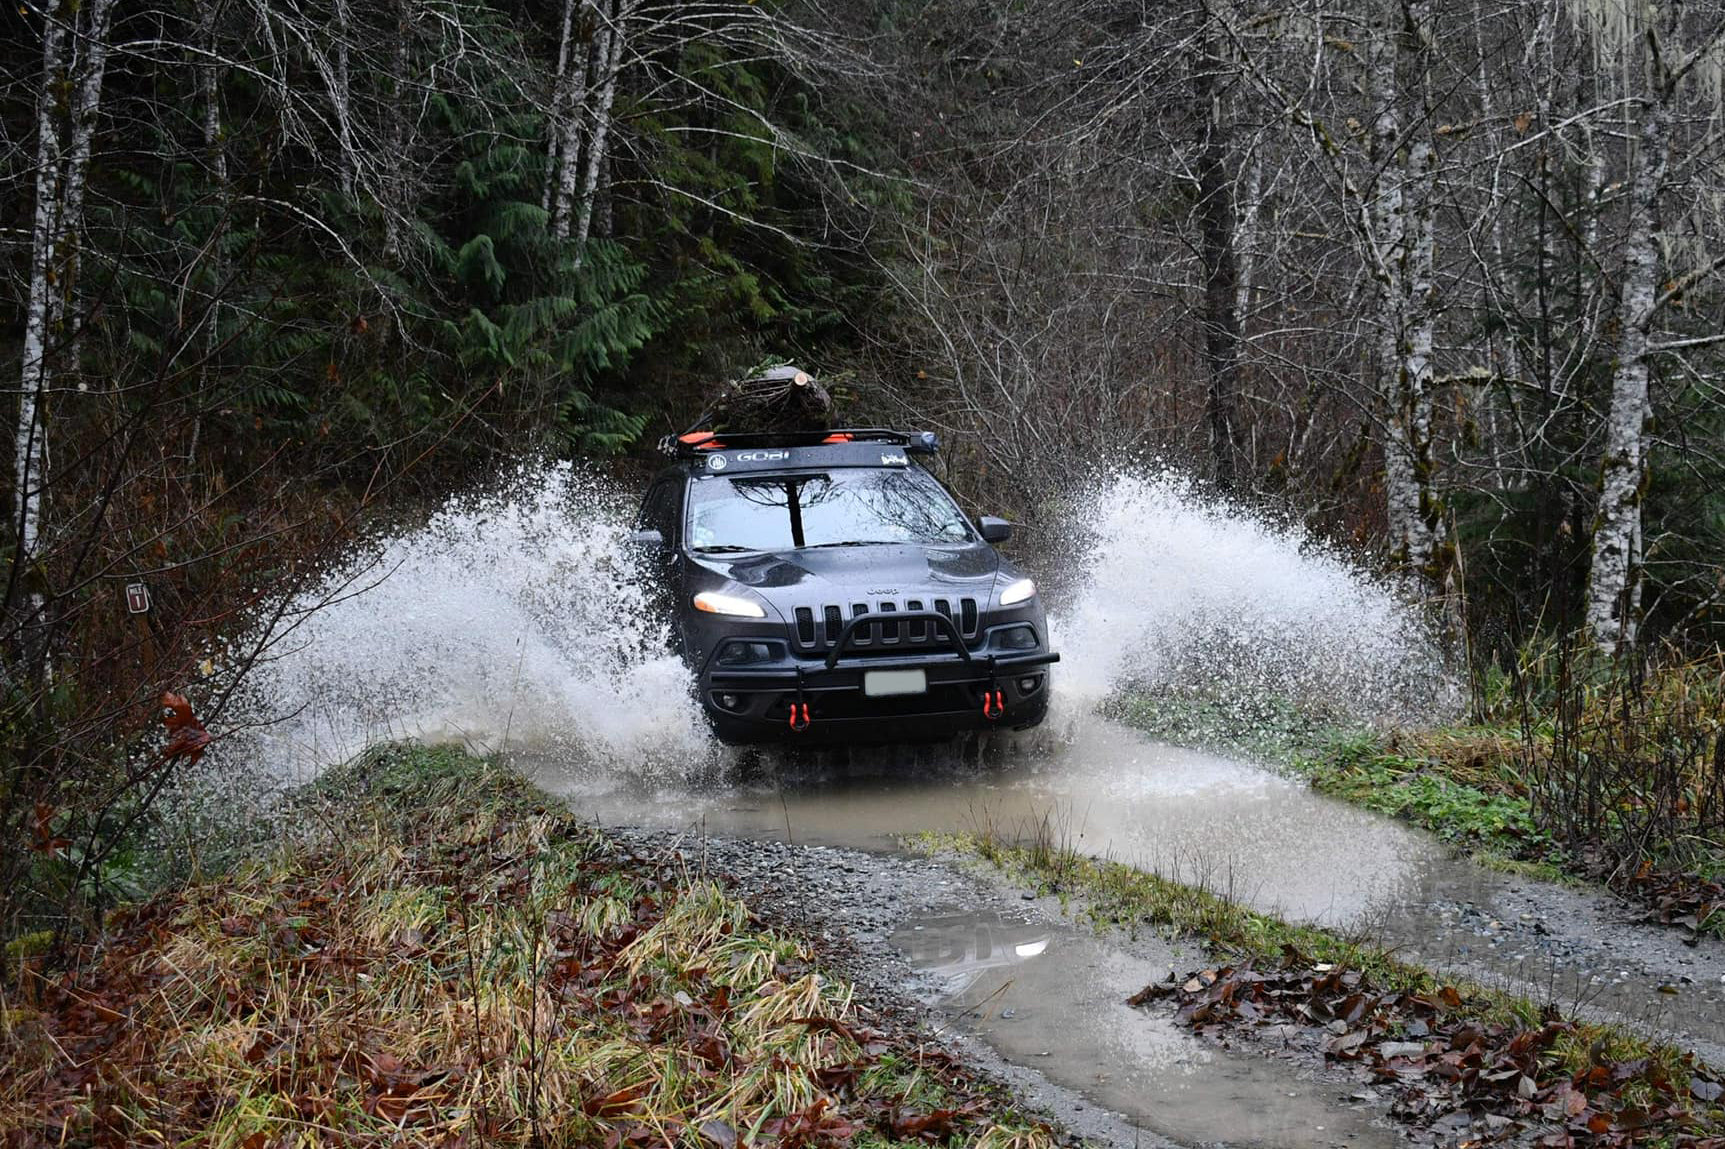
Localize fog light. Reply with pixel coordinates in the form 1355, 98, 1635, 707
721, 694, 739, 709
1019, 677, 1040, 694
715, 640, 784, 666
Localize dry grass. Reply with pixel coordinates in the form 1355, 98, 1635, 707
0, 748, 1055, 1148
1396, 727, 1528, 795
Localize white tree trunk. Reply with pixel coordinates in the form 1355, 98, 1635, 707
1400, 60, 1442, 570
333, 0, 357, 199
549, 0, 595, 241
194, 0, 227, 458
595, 148, 613, 238
1369, 0, 1417, 563
1473, 0, 1522, 484
57, 0, 119, 361
544, 0, 578, 216
1234, 153, 1262, 324
1585, 85, 1670, 651
200, 0, 228, 187
1370, 0, 1445, 584
14, 0, 68, 565
382, 0, 410, 259
572, 0, 638, 260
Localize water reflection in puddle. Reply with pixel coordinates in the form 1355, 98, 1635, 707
898, 910, 1054, 996
892, 910, 1398, 1149
533, 718, 1445, 926
525, 717, 1725, 1062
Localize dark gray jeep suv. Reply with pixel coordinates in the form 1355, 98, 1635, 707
633, 427, 1058, 744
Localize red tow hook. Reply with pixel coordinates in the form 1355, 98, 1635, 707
982, 688, 1006, 721
788, 701, 812, 732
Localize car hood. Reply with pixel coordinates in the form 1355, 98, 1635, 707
691, 542, 1000, 609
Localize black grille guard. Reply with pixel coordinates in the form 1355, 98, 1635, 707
703, 610, 1058, 692
822, 608, 975, 670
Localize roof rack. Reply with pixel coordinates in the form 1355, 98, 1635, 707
658, 427, 940, 459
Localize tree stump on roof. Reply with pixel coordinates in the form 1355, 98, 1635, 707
706, 366, 834, 433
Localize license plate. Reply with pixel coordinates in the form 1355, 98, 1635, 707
864, 669, 927, 697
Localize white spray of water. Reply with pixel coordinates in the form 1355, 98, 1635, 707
230, 462, 712, 782
221, 463, 1449, 789
1050, 470, 1454, 723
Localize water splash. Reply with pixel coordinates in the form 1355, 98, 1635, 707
230, 462, 713, 782
1049, 470, 1454, 724
223, 462, 1450, 788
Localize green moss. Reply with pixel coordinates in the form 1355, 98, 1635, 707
3, 929, 55, 978
1104, 691, 1569, 877
1287, 742, 1557, 862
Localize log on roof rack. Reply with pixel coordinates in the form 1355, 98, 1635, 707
657, 427, 939, 458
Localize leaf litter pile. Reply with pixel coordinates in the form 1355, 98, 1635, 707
1130, 948, 1725, 1147
1, 751, 1054, 1148
1620, 861, 1723, 942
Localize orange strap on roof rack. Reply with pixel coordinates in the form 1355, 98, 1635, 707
820, 433, 855, 444
678, 431, 725, 450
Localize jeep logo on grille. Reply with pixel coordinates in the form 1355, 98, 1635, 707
869, 589, 898, 595
880, 453, 908, 465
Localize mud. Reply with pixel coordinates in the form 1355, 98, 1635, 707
613, 827, 1403, 1149
529, 718, 1725, 1063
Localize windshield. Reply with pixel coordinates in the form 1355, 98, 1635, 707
687, 468, 975, 553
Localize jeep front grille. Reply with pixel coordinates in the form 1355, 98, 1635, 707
789, 597, 981, 653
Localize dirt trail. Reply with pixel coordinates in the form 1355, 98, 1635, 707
612, 828, 1403, 1149
530, 717, 1725, 1146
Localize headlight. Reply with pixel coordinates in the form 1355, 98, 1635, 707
999, 578, 1036, 606
693, 590, 767, 619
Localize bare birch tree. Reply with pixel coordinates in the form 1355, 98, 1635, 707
1366, 0, 1448, 586
547, 0, 596, 239
1585, 6, 1725, 650
12, 0, 118, 596
572, 0, 642, 260
1196, 1, 1244, 491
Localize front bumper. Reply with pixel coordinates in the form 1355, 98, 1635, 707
698, 647, 1058, 744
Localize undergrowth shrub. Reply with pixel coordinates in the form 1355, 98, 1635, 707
1512, 642, 1724, 879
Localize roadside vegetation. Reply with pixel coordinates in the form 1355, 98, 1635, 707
1, 746, 1055, 1149
920, 827, 1725, 1146
1108, 641, 1725, 940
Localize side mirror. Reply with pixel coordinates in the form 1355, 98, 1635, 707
630, 528, 665, 550
977, 516, 1013, 544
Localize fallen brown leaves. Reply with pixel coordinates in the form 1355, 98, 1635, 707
1130, 947, 1725, 1147
1621, 860, 1723, 943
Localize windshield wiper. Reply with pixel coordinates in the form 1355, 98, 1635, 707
800, 540, 891, 550
693, 544, 758, 554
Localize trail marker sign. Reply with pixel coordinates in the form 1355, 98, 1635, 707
125, 583, 151, 614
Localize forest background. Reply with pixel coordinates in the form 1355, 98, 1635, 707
4, 0, 1724, 930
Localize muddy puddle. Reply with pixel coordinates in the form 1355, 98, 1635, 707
895, 909, 1398, 1148
536, 720, 1439, 923
524, 716, 1725, 1067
